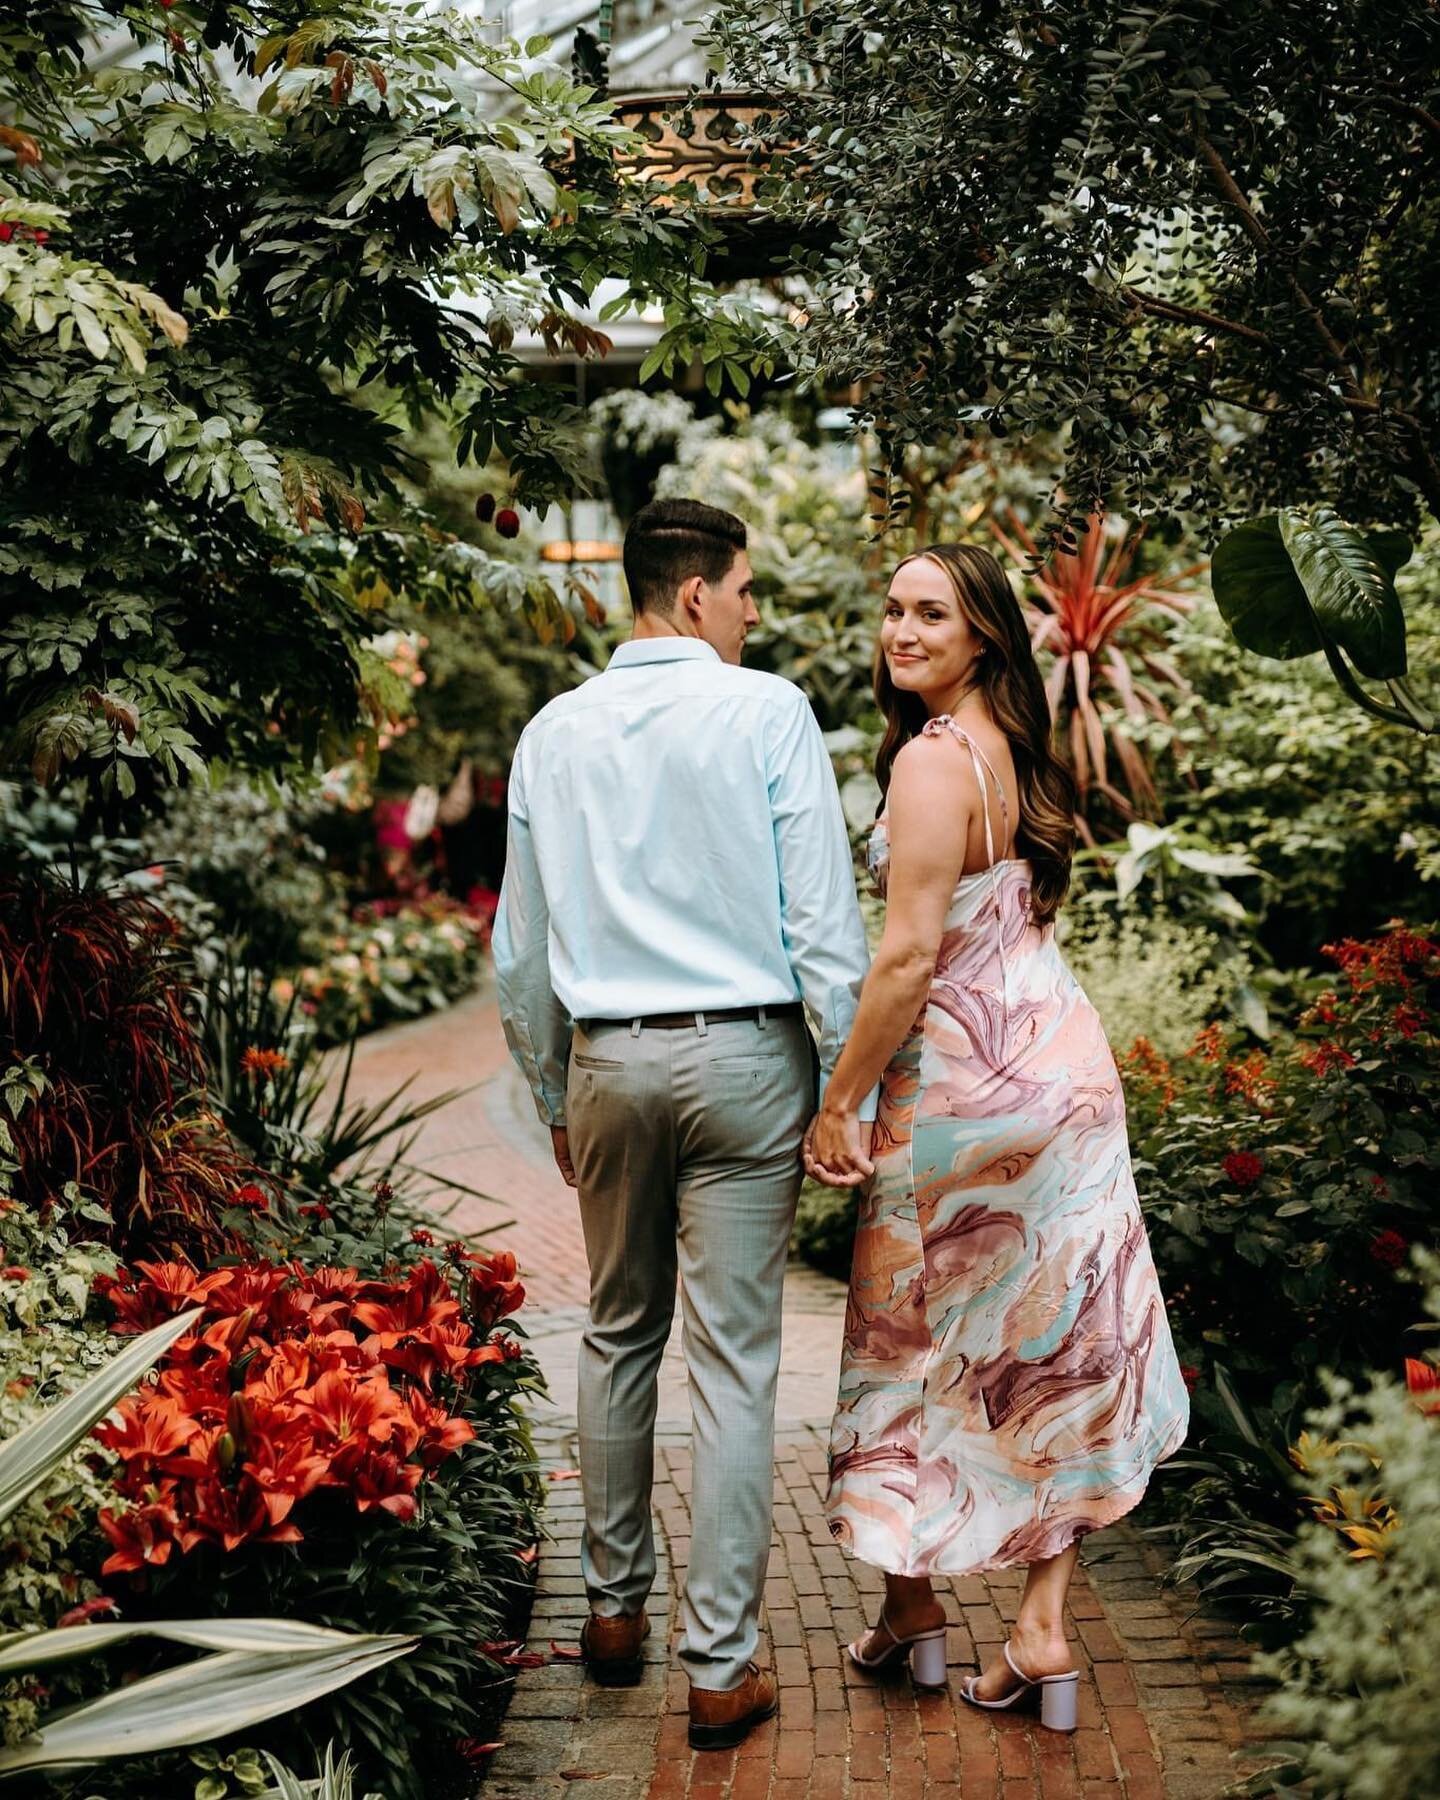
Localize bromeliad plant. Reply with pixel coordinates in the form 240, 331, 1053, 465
991, 511, 1202, 821
0, 872, 263, 1258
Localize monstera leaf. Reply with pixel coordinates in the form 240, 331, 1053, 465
1212, 509, 1411, 678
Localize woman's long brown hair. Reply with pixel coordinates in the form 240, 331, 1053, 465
874, 543, 1076, 926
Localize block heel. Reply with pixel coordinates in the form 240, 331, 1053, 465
908, 1630, 949, 1689
1038, 1671, 1080, 1733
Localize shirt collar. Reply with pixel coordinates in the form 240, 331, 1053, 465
608, 637, 722, 670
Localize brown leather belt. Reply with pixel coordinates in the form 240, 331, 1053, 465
580, 1003, 804, 1032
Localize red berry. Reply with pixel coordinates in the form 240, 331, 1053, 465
474, 491, 496, 524
495, 508, 521, 540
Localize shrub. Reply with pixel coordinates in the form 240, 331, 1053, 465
94, 1251, 541, 1799
0, 1189, 121, 1750
1251, 1261, 1440, 1797
1126, 925, 1440, 1414
284, 899, 488, 1045
0, 873, 260, 1257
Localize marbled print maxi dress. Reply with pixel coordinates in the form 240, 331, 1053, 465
825, 716, 1189, 1576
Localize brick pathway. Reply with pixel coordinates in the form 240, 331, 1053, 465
348, 985, 1274, 1800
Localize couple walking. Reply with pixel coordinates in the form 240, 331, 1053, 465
494, 498, 1189, 1749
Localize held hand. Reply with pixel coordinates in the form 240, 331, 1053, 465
550, 1125, 577, 1189
803, 1109, 875, 1189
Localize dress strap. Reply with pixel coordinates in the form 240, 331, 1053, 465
923, 715, 1012, 1023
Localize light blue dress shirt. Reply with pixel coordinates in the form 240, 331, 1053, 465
493, 637, 874, 1128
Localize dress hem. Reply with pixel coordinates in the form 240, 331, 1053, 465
824, 1415, 1188, 1581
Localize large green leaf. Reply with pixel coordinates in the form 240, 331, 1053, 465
1210, 515, 1323, 662
1279, 508, 1408, 679
0, 1636, 415, 1774
0, 1309, 200, 1527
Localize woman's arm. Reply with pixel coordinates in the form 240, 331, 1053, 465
806, 733, 974, 1185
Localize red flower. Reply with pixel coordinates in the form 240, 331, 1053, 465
1369, 1229, 1409, 1271
1187, 1022, 1226, 1064
98, 1490, 182, 1574
298, 1202, 333, 1221
1179, 1364, 1200, 1393
0, 224, 13, 244
407, 1388, 477, 1469
231, 1183, 270, 1212
467, 1251, 525, 1332
0, 1265, 30, 1282
410, 1227, 435, 1246
1405, 1358, 1440, 1416
1220, 1150, 1264, 1190
1300, 1040, 1357, 1078
240, 1045, 288, 1081
1391, 1002, 1427, 1039
56, 1597, 119, 1628
30, 229, 49, 245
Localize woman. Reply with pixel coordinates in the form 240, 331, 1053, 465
805, 544, 1188, 1731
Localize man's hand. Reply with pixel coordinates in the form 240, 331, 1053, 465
550, 1124, 577, 1188
803, 1108, 875, 1189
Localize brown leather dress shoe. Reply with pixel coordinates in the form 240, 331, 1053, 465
579, 1609, 649, 1687
688, 1662, 779, 1750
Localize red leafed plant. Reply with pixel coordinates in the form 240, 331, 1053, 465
93, 1254, 524, 1573
991, 511, 1203, 822
0, 874, 259, 1257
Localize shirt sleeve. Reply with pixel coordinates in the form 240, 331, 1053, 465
765, 689, 879, 1121
492, 739, 572, 1128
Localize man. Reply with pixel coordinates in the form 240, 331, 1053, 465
493, 497, 873, 1750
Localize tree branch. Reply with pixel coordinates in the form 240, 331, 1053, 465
1119, 285, 1273, 347
1191, 128, 1363, 401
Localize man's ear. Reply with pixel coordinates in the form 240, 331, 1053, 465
677, 574, 706, 622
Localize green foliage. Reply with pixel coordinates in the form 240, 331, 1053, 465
791, 1178, 858, 1282
0, 1191, 121, 1751
709, 1, 1440, 541
0, 2, 773, 806
1213, 508, 1433, 734
1161, 581, 1440, 962
1252, 1263, 1440, 1797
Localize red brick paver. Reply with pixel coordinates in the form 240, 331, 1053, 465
350, 986, 1277, 1800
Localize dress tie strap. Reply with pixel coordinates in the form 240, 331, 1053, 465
925, 715, 1012, 1027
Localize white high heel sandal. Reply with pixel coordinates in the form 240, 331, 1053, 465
845, 1612, 949, 1689
959, 1641, 1080, 1733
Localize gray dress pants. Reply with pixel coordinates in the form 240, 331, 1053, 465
565, 1009, 813, 1692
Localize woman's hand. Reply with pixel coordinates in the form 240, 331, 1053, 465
804, 1108, 876, 1189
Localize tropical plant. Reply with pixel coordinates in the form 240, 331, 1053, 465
708, 0, 1440, 718
1213, 507, 1434, 735
0, 872, 259, 1257
992, 512, 1203, 818
0, 1, 781, 809
0, 1306, 414, 1779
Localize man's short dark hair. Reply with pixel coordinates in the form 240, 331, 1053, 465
622, 498, 747, 616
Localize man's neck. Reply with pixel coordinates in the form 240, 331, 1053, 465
631, 610, 699, 643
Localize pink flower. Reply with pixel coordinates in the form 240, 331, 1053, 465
1369, 1230, 1409, 1272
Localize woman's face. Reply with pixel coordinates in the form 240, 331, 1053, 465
880, 556, 985, 703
